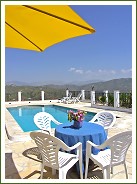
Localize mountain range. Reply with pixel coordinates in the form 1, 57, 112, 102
6, 78, 132, 92
5, 79, 103, 86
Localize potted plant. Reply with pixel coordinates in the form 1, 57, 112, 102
68, 109, 87, 128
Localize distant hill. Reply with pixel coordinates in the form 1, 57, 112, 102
6, 78, 132, 92
81, 78, 132, 92
51, 78, 132, 92
5, 79, 103, 86
6, 81, 30, 86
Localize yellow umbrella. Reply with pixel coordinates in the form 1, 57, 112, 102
5, 5, 95, 52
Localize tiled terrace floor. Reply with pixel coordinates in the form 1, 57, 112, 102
4, 101, 134, 182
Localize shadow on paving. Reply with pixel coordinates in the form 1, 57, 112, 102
22, 146, 42, 162
22, 147, 103, 179
67, 160, 103, 179
5, 153, 21, 179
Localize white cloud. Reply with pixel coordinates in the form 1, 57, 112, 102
98, 69, 103, 73
111, 70, 116, 74
85, 70, 92, 74
75, 69, 83, 74
121, 68, 132, 73
97, 69, 111, 73
68, 67, 83, 74
68, 67, 132, 81
68, 67, 75, 72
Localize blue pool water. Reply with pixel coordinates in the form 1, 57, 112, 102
7, 105, 96, 132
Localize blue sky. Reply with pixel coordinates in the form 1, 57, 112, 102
5, 4, 133, 85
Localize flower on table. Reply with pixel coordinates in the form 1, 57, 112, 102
68, 109, 87, 122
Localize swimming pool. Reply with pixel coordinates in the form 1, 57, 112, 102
7, 105, 96, 132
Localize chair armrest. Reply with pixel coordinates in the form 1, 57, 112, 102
90, 116, 97, 122
68, 142, 82, 159
52, 118, 62, 125
87, 140, 107, 150
63, 97, 70, 100
41, 130, 50, 134
61, 142, 82, 153
65, 142, 82, 151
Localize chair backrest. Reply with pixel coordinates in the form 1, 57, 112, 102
30, 132, 70, 170
77, 92, 82, 99
91, 111, 116, 130
101, 131, 132, 166
34, 112, 61, 132
68, 92, 72, 98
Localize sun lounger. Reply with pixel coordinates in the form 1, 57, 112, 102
58, 92, 72, 103
67, 92, 82, 104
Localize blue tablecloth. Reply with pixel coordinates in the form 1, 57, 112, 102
55, 121, 107, 174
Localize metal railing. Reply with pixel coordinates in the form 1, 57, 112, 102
5, 90, 66, 101
120, 93, 132, 108
94, 92, 132, 108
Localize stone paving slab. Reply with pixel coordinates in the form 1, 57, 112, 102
4, 101, 134, 182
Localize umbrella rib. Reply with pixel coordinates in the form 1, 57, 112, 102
23, 5, 95, 33
5, 22, 43, 52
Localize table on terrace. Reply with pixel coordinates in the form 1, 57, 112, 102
55, 121, 107, 175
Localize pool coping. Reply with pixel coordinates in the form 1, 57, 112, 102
5, 108, 32, 141
4, 101, 133, 180
5, 101, 132, 142
5, 102, 92, 141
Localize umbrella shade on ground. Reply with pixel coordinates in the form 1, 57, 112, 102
5, 5, 95, 52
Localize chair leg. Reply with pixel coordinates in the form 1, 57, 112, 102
52, 168, 56, 175
107, 166, 110, 179
85, 157, 89, 179
124, 162, 128, 179
111, 166, 113, 174
40, 162, 44, 179
103, 168, 107, 179
103, 166, 110, 179
79, 160, 83, 179
59, 169, 67, 179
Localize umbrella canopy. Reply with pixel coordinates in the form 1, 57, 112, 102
5, 5, 95, 52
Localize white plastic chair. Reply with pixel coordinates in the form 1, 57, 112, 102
85, 131, 132, 179
89, 111, 116, 134
30, 131, 83, 179
34, 112, 62, 134
67, 92, 82, 104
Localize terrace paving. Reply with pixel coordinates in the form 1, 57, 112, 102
4, 101, 134, 182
